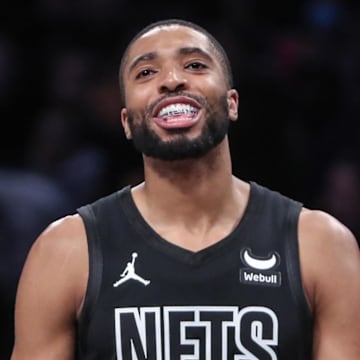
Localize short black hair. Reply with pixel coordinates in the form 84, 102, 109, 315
118, 18, 234, 106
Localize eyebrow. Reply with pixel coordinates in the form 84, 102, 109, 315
177, 47, 214, 63
128, 51, 157, 74
127, 47, 214, 75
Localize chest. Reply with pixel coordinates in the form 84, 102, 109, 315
79, 242, 310, 359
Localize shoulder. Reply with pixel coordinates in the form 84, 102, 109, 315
30, 213, 86, 259
299, 208, 358, 256
18, 213, 88, 316
12, 213, 89, 357
298, 208, 360, 308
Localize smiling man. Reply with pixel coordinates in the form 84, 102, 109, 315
119, 23, 237, 162
11, 19, 360, 360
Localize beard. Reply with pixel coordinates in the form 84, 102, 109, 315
126, 94, 230, 161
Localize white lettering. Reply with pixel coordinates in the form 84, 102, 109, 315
241, 271, 280, 286
114, 306, 279, 359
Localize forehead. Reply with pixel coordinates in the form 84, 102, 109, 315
124, 25, 215, 68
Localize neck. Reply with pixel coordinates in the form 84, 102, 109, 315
133, 139, 242, 222
130, 139, 250, 251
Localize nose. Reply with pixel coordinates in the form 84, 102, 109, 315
158, 67, 188, 94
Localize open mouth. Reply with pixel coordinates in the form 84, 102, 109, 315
152, 97, 202, 129
157, 103, 199, 120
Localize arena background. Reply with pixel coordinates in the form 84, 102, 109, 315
1, 1, 360, 357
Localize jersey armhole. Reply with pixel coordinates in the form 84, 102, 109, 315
76, 204, 103, 355
284, 200, 314, 357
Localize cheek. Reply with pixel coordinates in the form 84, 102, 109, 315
124, 82, 153, 111
201, 80, 228, 110
200, 75, 228, 97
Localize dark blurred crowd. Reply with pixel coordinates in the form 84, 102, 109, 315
1, 0, 360, 357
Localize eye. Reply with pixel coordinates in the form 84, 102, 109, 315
186, 62, 208, 71
135, 68, 156, 79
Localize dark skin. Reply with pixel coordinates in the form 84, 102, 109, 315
11, 24, 360, 359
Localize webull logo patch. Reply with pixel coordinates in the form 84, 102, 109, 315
240, 248, 281, 287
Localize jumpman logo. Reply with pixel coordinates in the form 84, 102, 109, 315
113, 252, 150, 287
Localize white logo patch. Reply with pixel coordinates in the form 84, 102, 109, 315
243, 249, 277, 270
240, 248, 281, 287
113, 252, 150, 287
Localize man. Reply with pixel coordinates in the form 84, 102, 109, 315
11, 19, 360, 359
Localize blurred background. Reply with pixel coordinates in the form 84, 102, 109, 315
1, 0, 360, 357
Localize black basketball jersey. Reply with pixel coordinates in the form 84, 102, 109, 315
76, 181, 313, 359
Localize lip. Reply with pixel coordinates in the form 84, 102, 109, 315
151, 95, 201, 117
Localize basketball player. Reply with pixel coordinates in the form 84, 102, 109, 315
11, 19, 360, 359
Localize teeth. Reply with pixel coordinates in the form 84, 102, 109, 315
158, 103, 198, 118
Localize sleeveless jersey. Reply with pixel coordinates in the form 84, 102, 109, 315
76, 181, 313, 359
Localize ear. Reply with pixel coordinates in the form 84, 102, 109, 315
121, 108, 132, 139
227, 89, 239, 122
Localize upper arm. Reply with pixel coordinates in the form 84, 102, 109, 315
11, 215, 88, 360
299, 210, 360, 360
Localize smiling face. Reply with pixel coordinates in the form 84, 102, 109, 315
120, 24, 239, 161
